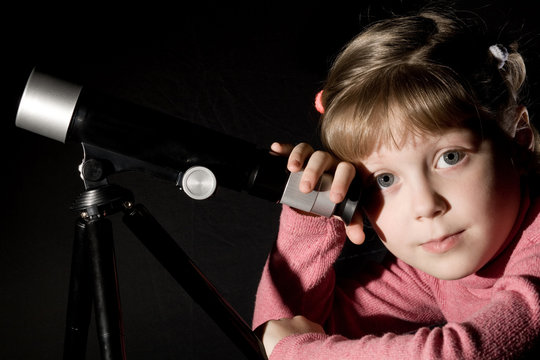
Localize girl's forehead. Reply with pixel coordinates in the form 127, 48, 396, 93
365, 109, 448, 153
369, 103, 478, 156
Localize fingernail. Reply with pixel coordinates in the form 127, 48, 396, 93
330, 192, 343, 203
300, 180, 311, 192
289, 159, 301, 170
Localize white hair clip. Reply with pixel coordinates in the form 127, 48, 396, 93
489, 44, 509, 69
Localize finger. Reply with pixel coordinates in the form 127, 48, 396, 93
345, 212, 366, 245
270, 142, 295, 156
329, 162, 357, 203
288, 143, 315, 172
300, 150, 335, 193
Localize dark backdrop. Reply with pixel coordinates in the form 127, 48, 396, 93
2, 1, 537, 359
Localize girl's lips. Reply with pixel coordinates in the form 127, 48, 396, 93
421, 231, 464, 254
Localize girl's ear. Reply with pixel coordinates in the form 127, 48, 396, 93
511, 106, 534, 151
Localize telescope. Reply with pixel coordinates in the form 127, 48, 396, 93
14, 69, 360, 360
16, 69, 360, 221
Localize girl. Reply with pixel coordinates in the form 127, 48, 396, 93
253, 6, 540, 359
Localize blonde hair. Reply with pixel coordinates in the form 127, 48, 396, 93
319, 9, 535, 168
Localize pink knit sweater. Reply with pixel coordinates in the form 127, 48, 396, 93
253, 196, 540, 359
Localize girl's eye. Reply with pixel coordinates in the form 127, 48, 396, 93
376, 173, 395, 188
437, 150, 464, 168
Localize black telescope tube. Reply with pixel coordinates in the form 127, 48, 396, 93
69, 88, 289, 199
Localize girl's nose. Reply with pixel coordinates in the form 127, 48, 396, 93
410, 179, 448, 221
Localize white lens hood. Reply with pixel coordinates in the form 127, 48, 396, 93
15, 69, 82, 143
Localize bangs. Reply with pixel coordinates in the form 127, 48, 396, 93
321, 64, 483, 162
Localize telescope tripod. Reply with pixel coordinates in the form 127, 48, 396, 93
62, 183, 267, 360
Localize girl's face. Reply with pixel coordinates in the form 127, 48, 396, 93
359, 126, 522, 280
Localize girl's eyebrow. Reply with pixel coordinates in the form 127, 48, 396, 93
434, 129, 482, 148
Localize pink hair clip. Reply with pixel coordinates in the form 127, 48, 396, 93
314, 90, 325, 114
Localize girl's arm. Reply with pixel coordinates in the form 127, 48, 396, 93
252, 205, 349, 330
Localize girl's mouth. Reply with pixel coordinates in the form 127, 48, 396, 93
421, 231, 464, 254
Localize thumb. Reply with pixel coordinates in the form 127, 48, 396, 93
345, 212, 365, 245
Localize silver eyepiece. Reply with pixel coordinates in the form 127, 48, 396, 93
280, 171, 336, 217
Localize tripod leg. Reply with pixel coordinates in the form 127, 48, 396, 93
64, 219, 93, 360
85, 217, 126, 360
123, 203, 267, 360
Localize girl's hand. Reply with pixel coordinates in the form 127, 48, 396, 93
270, 142, 366, 244
260, 315, 325, 357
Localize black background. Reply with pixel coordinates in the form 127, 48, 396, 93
2, 1, 538, 359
